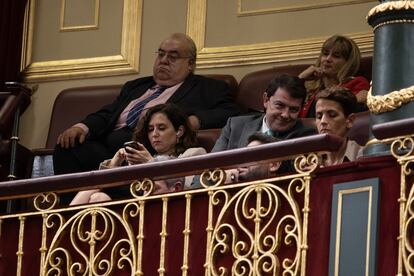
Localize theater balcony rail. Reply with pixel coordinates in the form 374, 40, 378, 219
371, 117, 414, 276
0, 134, 359, 276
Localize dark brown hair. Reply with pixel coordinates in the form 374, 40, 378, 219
133, 103, 197, 155
265, 74, 307, 105
315, 88, 358, 117
248, 132, 280, 144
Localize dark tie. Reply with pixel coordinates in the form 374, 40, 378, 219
126, 86, 167, 128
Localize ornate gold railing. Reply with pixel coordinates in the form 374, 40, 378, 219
372, 117, 414, 276
0, 134, 342, 275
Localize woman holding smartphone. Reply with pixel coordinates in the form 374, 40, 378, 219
70, 103, 206, 205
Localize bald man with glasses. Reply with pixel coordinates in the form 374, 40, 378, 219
53, 33, 239, 175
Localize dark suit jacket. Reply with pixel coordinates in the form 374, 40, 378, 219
212, 113, 317, 152
82, 74, 240, 139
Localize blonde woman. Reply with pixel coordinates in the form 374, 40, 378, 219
298, 35, 369, 118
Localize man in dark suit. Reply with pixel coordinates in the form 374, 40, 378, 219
212, 74, 316, 152
53, 33, 239, 174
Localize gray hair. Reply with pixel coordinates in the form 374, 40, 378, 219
170, 33, 197, 70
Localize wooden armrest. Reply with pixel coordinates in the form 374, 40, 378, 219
32, 148, 54, 156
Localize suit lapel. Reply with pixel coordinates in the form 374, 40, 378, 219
129, 79, 155, 101
238, 115, 264, 148
107, 78, 155, 130
166, 74, 196, 103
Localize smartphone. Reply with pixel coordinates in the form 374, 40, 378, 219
123, 141, 140, 152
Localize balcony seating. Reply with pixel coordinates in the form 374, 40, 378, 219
43, 75, 237, 150
31, 57, 372, 177
236, 56, 372, 113
31, 75, 237, 177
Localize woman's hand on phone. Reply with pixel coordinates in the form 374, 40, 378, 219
124, 142, 153, 165
108, 148, 128, 168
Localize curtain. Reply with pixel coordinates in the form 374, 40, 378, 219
0, 0, 28, 86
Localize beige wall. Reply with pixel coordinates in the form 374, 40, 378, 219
19, 0, 377, 149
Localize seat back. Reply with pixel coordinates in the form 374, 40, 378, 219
193, 111, 369, 153
348, 111, 370, 146
45, 74, 238, 149
45, 85, 122, 148
196, 128, 222, 152
237, 64, 308, 113
236, 56, 372, 113
204, 74, 238, 98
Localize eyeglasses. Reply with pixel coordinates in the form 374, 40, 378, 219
155, 50, 191, 63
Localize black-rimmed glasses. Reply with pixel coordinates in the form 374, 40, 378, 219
155, 50, 191, 63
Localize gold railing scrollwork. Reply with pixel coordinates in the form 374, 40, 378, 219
0, 150, 324, 275
200, 168, 226, 188
43, 207, 137, 275
130, 178, 153, 198
389, 135, 414, 275
391, 136, 414, 160
40, 213, 65, 275
206, 175, 310, 275
401, 158, 414, 276
294, 153, 320, 174
34, 192, 59, 211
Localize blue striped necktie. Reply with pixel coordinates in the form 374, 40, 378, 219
126, 86, 167, 128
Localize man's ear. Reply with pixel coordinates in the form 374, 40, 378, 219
171, 180, 184, 192
346, 113, 356, 130
188, 59, 195, 72
263, 92, 269, 110
269, 161, 281, 174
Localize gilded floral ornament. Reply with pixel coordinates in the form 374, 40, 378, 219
367, 85, 414, 114
367, 0, 414, 19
